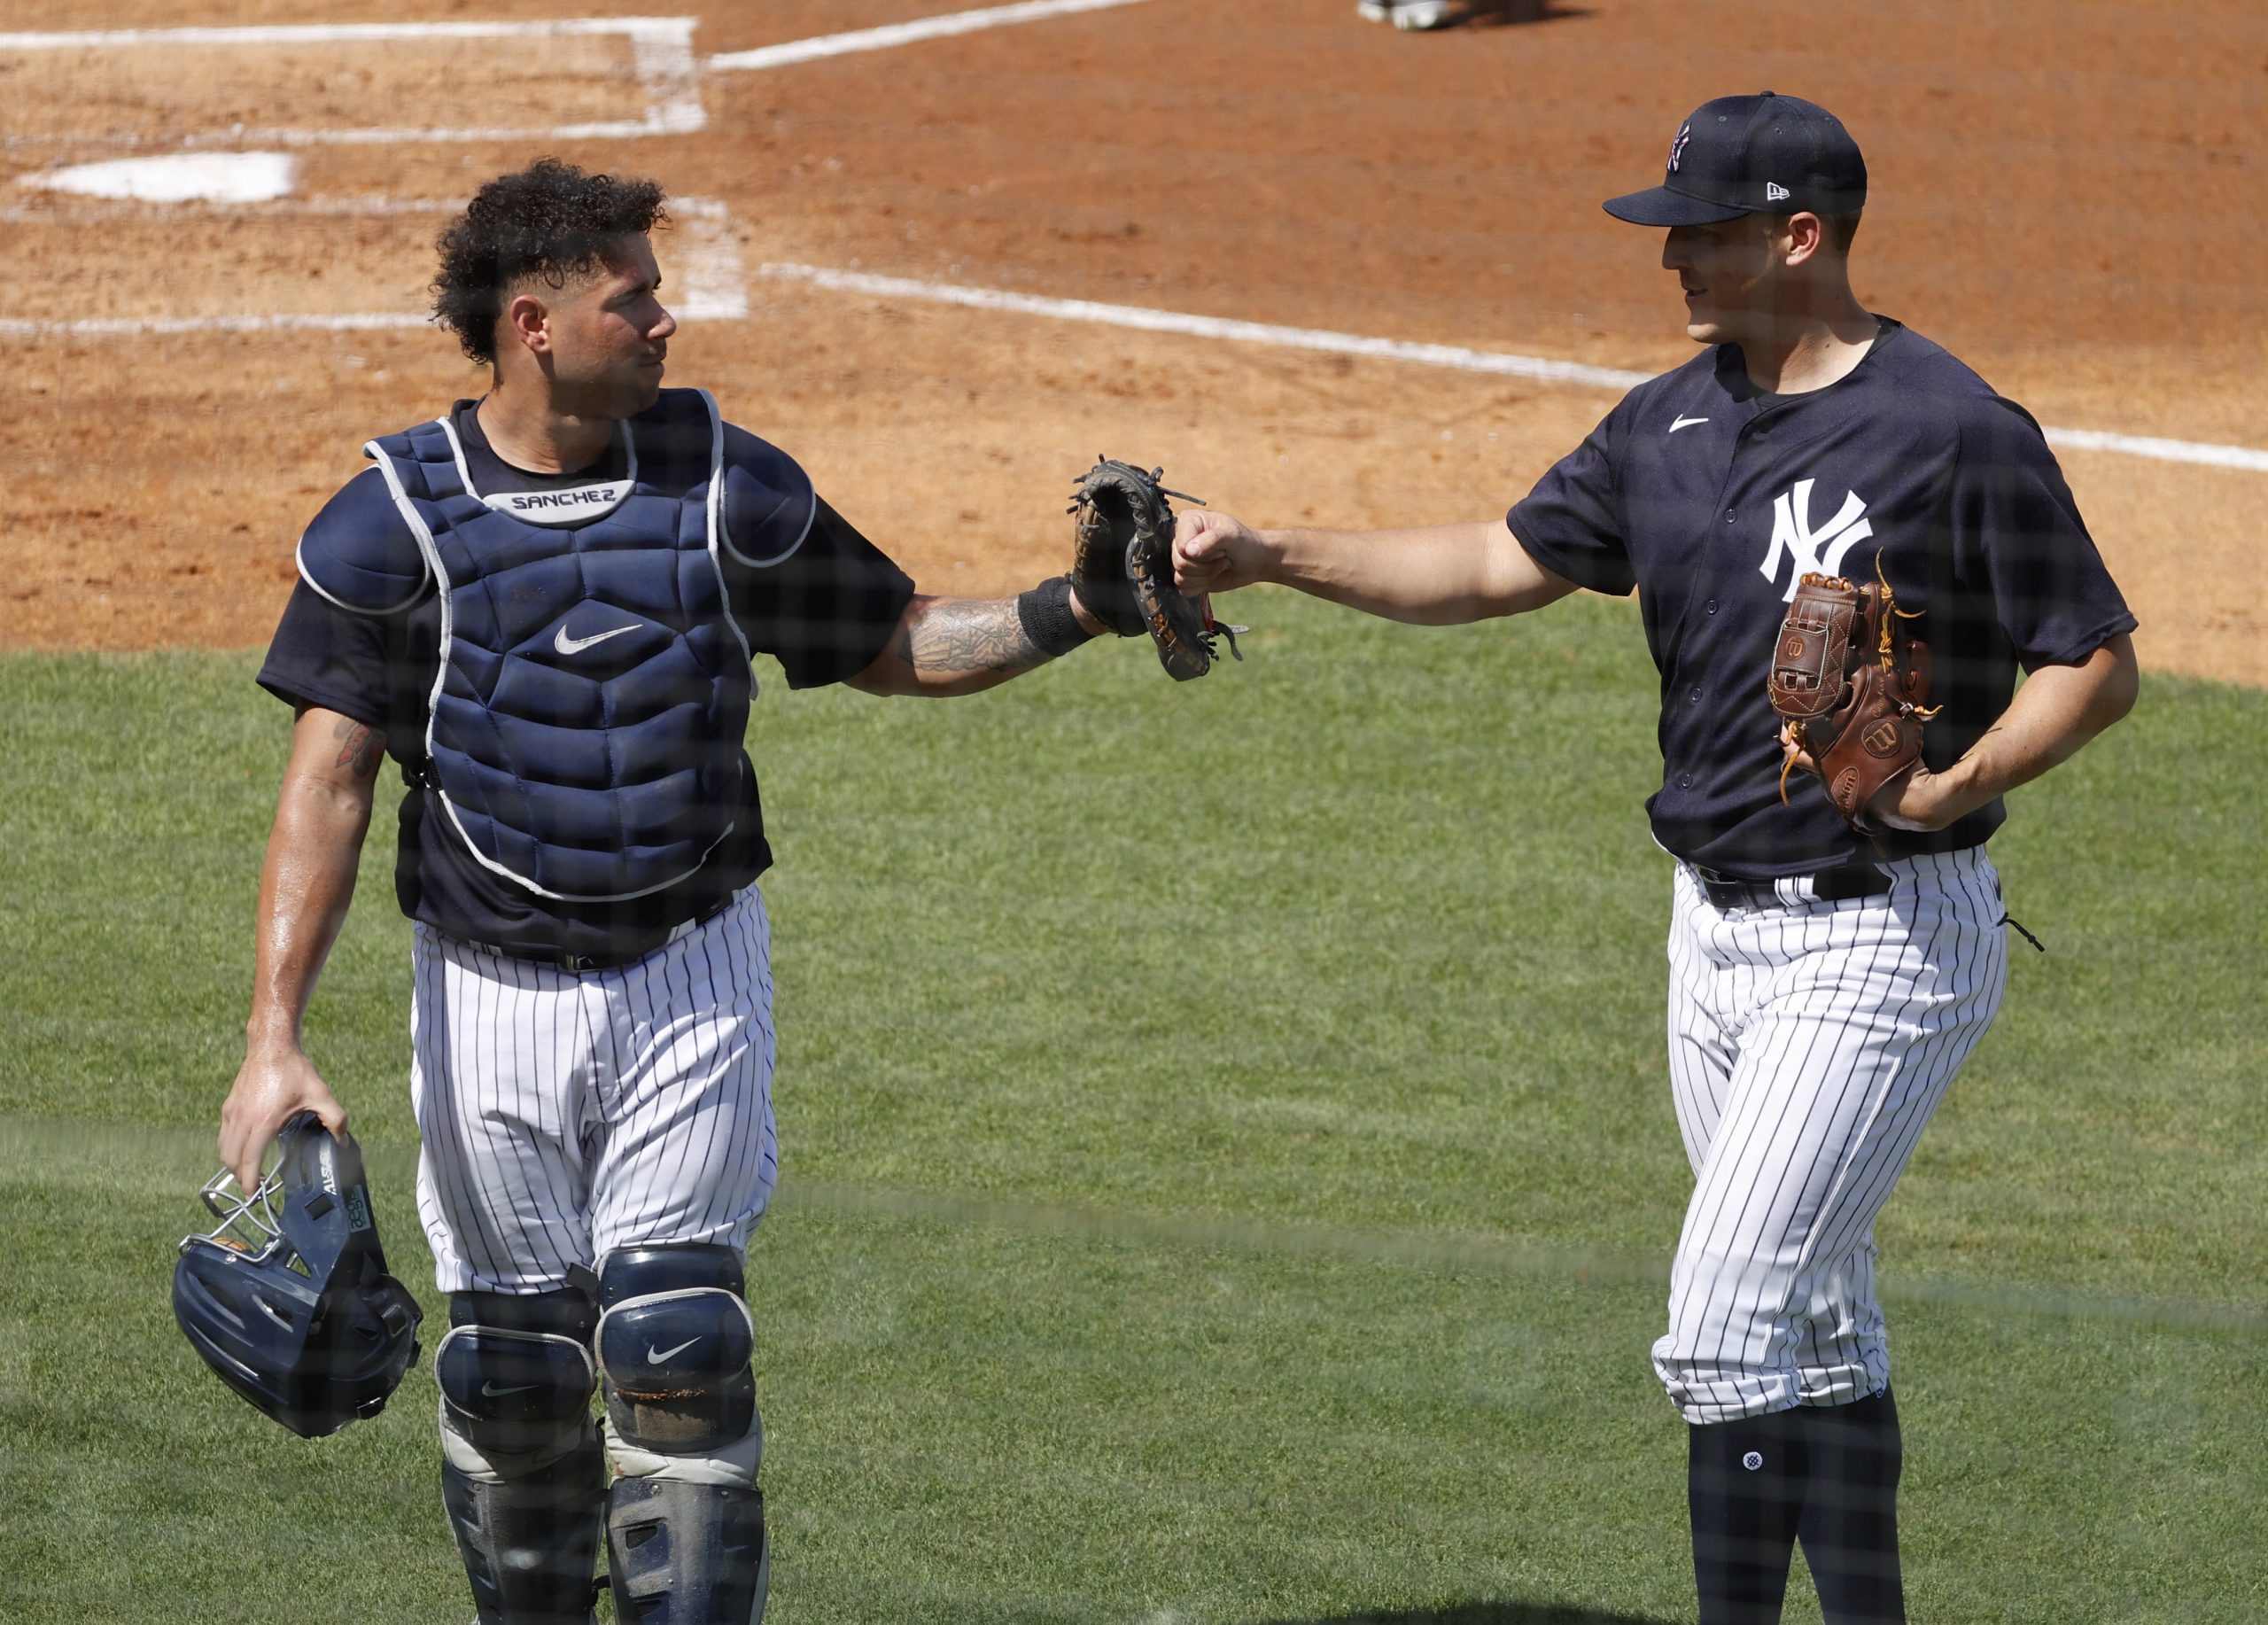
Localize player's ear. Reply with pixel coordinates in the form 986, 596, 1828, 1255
1780, 212, 1827, 268
501, 289, 552, 356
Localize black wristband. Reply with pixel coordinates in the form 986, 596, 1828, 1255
1017, 575, 1099, 659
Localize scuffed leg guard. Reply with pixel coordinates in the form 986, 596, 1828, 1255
597, 1245, 770, 1623
1796, 1388, 1906, 1625
443, 1431, 605, 1625
1690, 1407, 1807, 1625
607, 1476, 768, 1624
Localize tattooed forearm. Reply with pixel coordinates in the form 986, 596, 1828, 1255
330, 718, 385, 781
900, 595, 1048, 680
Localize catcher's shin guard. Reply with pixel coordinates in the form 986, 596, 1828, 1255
596, 1244, 770, 1622
606, 1477, 770, 1624
438, 1288, 605, 1625
443, 1434, 606, 1625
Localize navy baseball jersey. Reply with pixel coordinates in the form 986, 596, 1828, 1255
259, 396, 914, 959
1507, 318, 2134, 876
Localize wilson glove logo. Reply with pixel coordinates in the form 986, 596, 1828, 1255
1759, 478, 1872, 602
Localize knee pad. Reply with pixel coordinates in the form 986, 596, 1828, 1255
438, 1287, 598, 1478
596, 1245, 757, 1463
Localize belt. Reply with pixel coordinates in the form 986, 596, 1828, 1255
1687, 861, 1891, 911
470, 890, 740, 975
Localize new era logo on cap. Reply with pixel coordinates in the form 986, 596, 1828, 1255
1604, 92, 1868, 227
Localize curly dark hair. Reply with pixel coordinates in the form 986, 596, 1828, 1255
431, 159, 669, 365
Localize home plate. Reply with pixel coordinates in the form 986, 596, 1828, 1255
20, 152, 298, 203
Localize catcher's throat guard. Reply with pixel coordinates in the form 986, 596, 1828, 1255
173, 1113, 423, 1438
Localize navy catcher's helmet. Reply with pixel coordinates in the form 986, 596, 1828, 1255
173, 1114, 423, 1438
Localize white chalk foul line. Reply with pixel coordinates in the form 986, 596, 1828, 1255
2039, 427, 2268, 475
756, 263, 2268, 476
758, 262, 1658, 390
708, 0, 1152, 73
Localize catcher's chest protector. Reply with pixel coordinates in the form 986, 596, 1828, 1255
366, 389, 755, 902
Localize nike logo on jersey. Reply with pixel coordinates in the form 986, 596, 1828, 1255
648, 1338, 701, 1364
555, 622, 639, 656
1669, 416, 1709, 433
1759, 478, 1873, 602
481, 1382, 538, 1398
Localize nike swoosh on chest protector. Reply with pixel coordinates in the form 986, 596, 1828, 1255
554, 622, 639, 656
1670, 416, 1710, 433
648, 1337, 701, 1364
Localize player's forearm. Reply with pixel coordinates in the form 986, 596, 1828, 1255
1918, 634, 2140, 826
850, 591, 1107, 696
1257, 519, 1573, 624
245, 770, 376, 1050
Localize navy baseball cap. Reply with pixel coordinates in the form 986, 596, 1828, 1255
1604, 93, 1867, 226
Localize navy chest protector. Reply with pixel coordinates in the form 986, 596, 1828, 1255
300, 389, 812, 902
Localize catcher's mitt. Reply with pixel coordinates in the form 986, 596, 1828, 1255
1767, 557, 1938, 834
1068, 456, 1243, 681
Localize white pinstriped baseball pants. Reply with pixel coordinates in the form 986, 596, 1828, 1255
1653, 847, 2008, 1424
408, 886, 779, 1295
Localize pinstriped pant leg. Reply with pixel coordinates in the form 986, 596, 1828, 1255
410, 923, 607, 1295
1666, 865, 1741, 1175
1653, 849, 2009, 1423
587, 885, 780, 1263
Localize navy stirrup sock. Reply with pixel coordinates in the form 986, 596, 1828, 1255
1796, 1387, 1907, 1624
1689, 1407, 1806, 1625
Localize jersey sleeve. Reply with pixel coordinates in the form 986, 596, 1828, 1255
724, 493, 917, 689
1950, 396, 2137, 668
257, 579, 395, 727
1503, 403, 1636, 597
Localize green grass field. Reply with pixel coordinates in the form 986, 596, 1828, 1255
3, 590, 2262, 1623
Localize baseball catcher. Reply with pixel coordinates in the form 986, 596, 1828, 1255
1069, 456, 1243, 680
1769, 556, 1938, 834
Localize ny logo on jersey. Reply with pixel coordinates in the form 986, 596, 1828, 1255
1758, 479, 1872, 602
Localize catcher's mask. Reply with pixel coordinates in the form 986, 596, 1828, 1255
173, 1114, 423, 1438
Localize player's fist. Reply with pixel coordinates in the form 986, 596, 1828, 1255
1174, 509, 1274, 596
220, 1042, 351, 1197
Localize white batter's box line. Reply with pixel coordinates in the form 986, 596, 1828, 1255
706, 0, 1153, 73
0, 17, 705, 150
0, 195, 744, 337
755, 262, 2268, 477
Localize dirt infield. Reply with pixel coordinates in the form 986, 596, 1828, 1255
5, 0, 2263, 682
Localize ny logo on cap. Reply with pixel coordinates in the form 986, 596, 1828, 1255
1667, 123, 1692, 174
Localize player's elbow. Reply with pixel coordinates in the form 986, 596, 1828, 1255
2091, 633, 2140, 732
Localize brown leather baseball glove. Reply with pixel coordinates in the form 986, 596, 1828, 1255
1068, 456, 1243, 681
1767, 560, 1938, 834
